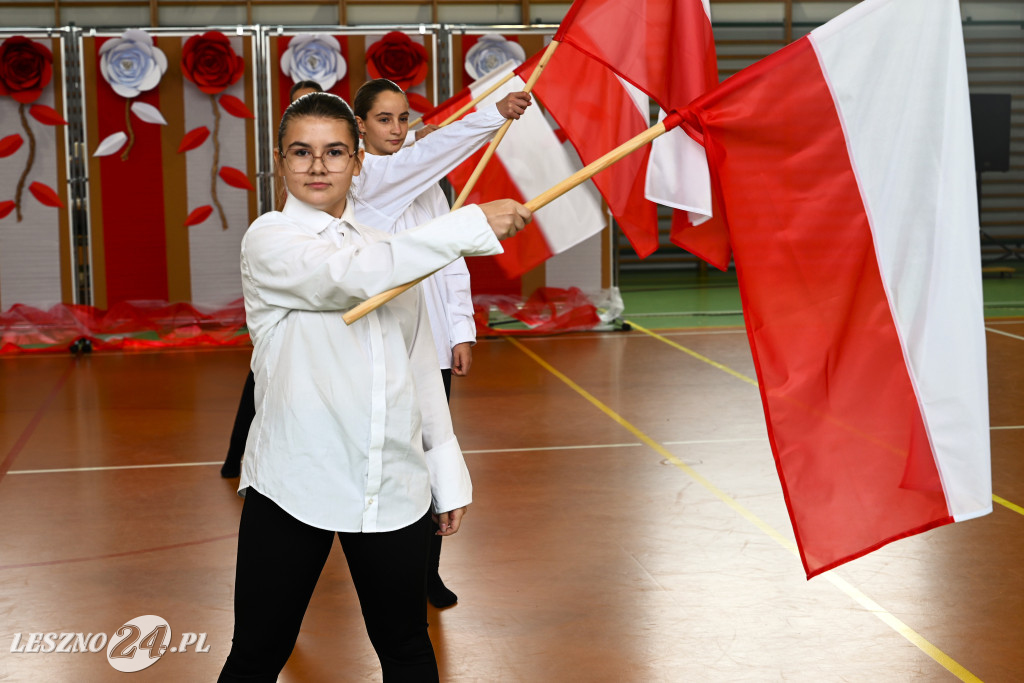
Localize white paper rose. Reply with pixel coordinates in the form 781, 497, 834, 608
465, 34, 526, 81
99, 29, 168, 98
280, 34, 347, 91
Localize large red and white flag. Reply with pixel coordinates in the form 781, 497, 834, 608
422, 62, 604, 278
687, 0, 991, 577
552, 0, 729, 268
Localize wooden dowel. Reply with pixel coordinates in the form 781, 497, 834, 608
451, 40, 560, 211
341, 116, 673, 326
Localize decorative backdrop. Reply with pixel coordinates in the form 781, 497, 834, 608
0, 33, 72, 312
82, 29, 259, 309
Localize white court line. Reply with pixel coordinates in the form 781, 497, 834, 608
663, 437, 768, 445
10, 423, 1017, 475
625, 310, 743, 318
6, 445, 648, 474
986, 327, 1024, 341
464, 443, 641, 454
8, 461, 223, 475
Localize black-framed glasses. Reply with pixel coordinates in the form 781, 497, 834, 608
282, 147, 356, 173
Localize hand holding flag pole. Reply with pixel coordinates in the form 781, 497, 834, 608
409, 70, 518, 129
341, 110, 687, 325
450, 39, 561, 211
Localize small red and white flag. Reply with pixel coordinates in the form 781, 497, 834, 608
553, 0, 728, 268
688, 0, 991, 577
422, 62, 605, 278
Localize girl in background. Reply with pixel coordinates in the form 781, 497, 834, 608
352, 77, 531, 608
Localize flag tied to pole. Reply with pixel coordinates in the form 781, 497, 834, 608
416, 0, 991, 578
683, 0, 991, 577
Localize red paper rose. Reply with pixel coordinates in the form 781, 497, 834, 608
181, 32, 244, 95
366, 32, 428, 90
0, 36, 54, 104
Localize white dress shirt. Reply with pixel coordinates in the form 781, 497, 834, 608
352, 106, 505, 366
239, 196, 502, 532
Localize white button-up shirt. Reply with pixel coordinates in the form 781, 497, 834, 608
352, 106, 505, 367
238, 196, 502, 532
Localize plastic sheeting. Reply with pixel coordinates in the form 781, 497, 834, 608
0, 299, 248, 354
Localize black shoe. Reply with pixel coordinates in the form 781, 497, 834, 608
220, 458, 241, 478
428, 578, 457, 608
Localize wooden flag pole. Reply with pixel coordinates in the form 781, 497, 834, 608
450, 39, 561, 211
341, 115, 679, 326
408, 70, 518, 129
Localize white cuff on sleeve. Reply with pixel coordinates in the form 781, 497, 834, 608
425, 436, 473, 513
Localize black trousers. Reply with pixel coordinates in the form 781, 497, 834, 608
224, 371, 256, 466
218, 488, 438, 683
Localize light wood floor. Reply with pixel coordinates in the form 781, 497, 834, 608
1, 320, 1022, 682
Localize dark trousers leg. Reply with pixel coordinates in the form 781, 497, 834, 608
222, 371, 256, 476
218, 488, 334, 682
339, 513, 438, 682
427, 370, 454, 605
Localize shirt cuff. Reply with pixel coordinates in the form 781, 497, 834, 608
450, 317, 477, 346
425, 436, 472, 513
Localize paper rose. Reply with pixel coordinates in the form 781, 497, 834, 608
99, 30, 167, 98
181, 32, 244, 96
465, 34, 525, 81
0, 36, 53, 104
366, 32, 428, 90
280, 34, 347, 92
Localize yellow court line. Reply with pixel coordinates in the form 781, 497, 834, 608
993, 495, 1024, 517
506, 336, 982, 683
633, 320, 1024, 523
625, 320, 759, 387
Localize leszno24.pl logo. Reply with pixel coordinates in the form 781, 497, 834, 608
10, 615, 210, 673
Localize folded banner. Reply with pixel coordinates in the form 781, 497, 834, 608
688, 0, 991, 577
423, 62, 604, 280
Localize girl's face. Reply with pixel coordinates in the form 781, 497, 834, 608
357, 91, 409, 156
275, 115, 360, 218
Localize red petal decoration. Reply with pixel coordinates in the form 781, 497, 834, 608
177, 126, 210, 153
219, 94, 255, 119
28, 104, 68, 126
219, 166, 255, 191
406, 92, 433, 113
185, 205, 214, 227
0, 200, 15, 219
28, 182, 64, 208
0, 134, 24, 157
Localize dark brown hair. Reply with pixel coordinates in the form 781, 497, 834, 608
277, 92, 360, 155
353, 78, 405, 120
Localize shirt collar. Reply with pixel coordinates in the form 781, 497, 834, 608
282, 194, 355, 236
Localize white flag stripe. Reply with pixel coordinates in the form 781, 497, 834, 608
812, 0, 990, 520
471, 66, 605, 255
647, 115, 713, 224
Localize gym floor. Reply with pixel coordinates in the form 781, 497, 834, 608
1, 268, 1022, 681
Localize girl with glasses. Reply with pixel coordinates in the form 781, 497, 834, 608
218, 92, 530, 682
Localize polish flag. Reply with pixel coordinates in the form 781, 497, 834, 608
688, 0, 991, 577
552, 0, 729, 268
422, 62, 605, 278
525, 45, 660, 259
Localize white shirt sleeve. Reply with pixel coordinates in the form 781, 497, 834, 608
242, 205, 501, 314
406, 288, 472, 512
354, 106, 505, 229
429, 190, 477, 347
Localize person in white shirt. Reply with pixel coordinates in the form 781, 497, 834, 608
352, 78, 531, 609
217, 92, 531, 682
219, 84, 529, 483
